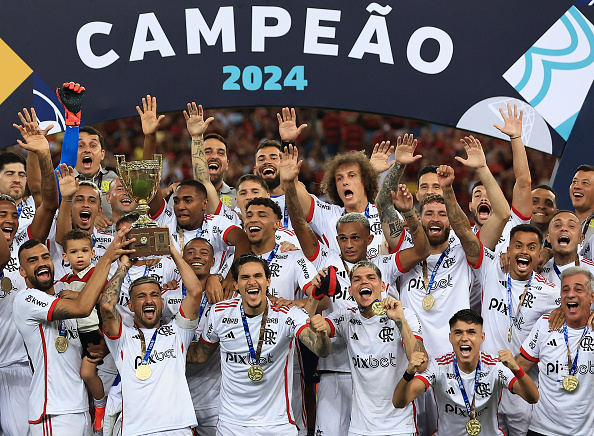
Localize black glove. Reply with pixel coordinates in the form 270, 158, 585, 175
56, 82, 85, 126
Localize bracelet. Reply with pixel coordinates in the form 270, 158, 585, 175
402, 209, 416, 218
510, 135, 521, 140
512, 367, 525, 378
402, 370, 415, 382
63, 199, 73, 202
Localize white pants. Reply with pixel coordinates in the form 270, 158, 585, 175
30, 412, 91, 436
315, 372, 352, 436
498, 387, 533, 436
0, 363, 32, 436
195, 407, 218, 436
217, 420, 297, 436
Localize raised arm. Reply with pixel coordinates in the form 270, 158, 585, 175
99, 262, 128, 337
185, 102, 218, 214
437, 165, 482, 266
375, 135, 422, 249
499, 349, 539, 403
54, 164, 78, 245
186, 339, 219, 364
13, 109, 59, 241
494, 103, 532, 218
383, 297, 427, 362
280, 144, 319, 259
455, 136, 510, 250
392, 351, 429, 408
298, 313, 332, 357
170, 240, 204, 320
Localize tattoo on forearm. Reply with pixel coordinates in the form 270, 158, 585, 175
413, 339, 426, 354
443, 187, 480, 258
285, 182, 318, 252
376, 162, 405, 241
300, 328, 330, 357
38, 151, 58, 204
101, 264, 126, 319
52, 304, 74, 321
191, 138, 209, 184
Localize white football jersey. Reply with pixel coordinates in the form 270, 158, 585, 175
151, 200, 241, 275
326, 307, 422, 435
476, 246, 559, 357
12, 288, 86, 422
270, 193, 294, 231
580, 233, 593, 260
256, 247, 316, 300
307, 198, 384, 260
539, 256, 594, 289
417, 352, 517, 436
398, 244, 473, 357
200, 297, 309, 427
104, 314, 198, 435
472, 207, 531, 254
520, 315, 594, 436
17, 195, 36, 234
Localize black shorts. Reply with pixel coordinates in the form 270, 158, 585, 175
79, 329, 102, 360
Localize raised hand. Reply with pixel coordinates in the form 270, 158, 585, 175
279, 144, 302, 184
55, 163, 79, 199
370, 141, 395, 173
136, 95, 165, 136
383, 297, 405, 323
394, 134, 422, 165
309, 314, 330, 336
455, 136, 487, 169
183, 102, 214, 138
13, 108, 53, 153
498, 349, 520, 371
436, 165, 455, 189
277, 107, 307, 142
105, 227, 136, 264
56, 82, 85, 126
407, 351, 427, 374
391, 184, 414, 212
494, 103, 523, 139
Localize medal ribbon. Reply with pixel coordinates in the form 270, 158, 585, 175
264, 244, 280, 265
239, 302, 269, 367
127, 265, 150, 284
452, 353, 481, 421
16, 201, 23, 218
562, 322, 589, 377
59, 321, 67, 338
506, 273, 532, 338
178, 225, 204, 251
359, 298, 380, 314
553, 258, 580, 279
422, 245, 450, 297
181, 285, 208, 323
137, 326, 159, 366
342, 203, 370, 218
283, 202, 289, 228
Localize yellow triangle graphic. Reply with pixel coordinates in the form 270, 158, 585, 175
0, 37, 32, 106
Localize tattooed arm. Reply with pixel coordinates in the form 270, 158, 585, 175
99, 263, 127, 337
437, 165, 483, 266
299, 313, 331, 357
172, 242, 204, 321
186, 340, 219, 364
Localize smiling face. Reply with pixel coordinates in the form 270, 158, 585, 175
420, 201, 450, 247
561, 272, 594, 328
173, 185, 208, 230
348, 266, 385, 310
254, 146, 281, 191
336, 221, 373, 264
0, 162, 27, 201
334, 163, 367, 211
469, 185, 492, 227
62, 239, 94, 273
128, 282, 164, 329
570, 170, 594, 214
204, 137, 229, 187
531, 188, 557, 226
416, 172, 442, 203
508, 231, 540, 280
76, 131, 105, 178
183, 239, 215, 279
19, 244, 55, 292
236, 261, 270, 314
547, 212, 583, 257
0, 200, 19, 245
236, 179, 269, 217
71, 185, 102, 231
244, 204, 279, 247
449, 320, 485, 367
107, 178, 137, 217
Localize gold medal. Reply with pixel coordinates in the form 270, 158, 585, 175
136, 365, 152, 380
422, 294, 434, 311
562, 374, 579, 392
55, 336, 68, 353
1, 277, 11, 293
371, 301, 386, 316
507, 326, 513, 343
248, 364, 264, 381
466, 418, 481, 435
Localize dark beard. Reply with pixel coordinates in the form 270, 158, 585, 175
29, 271, 55, 291
425, 226, 450, 247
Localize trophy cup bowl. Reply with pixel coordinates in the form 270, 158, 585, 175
115, 155, 170, 258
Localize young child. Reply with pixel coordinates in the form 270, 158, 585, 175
56, 228, 107, 431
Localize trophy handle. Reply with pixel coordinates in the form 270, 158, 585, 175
114, 155, 132, 196
153, 154, 163, 188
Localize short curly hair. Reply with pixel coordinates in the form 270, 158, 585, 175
321, 151, 378, 207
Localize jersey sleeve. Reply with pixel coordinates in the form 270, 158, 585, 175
199, 303, 220, 345
215, 202, 243, 227
285, 306, 310, 340
173, 313, 199, 347
293, 253, 316, 295
473, 245, 498, 284
151, 200, 176, 230
13, 290, 61, 324
212, 215, 241, 247
104, 318, 125, 358
403, 307, 423, 340
306, 197, 338, 240
580, 233, 593, 260
495, 361, 517, 393
326, 309, 348, 339
414, 358, 438, 390
519, 316, 544, 363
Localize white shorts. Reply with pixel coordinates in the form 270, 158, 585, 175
216, 420, 297, 436
498, 387, 533, 436
0, 363, 32, 436
30, 412, 91, 436
195, 407, 218, 436
315, 372, 352, 436
140, 429, 193, 435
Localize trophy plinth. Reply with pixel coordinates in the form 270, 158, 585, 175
115, 155, 170, 259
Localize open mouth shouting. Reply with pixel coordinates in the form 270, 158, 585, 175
343, 189, 354, 201
477, 203, 491, 221
428, 224, 443, 235
142, 304, 157, 321
557, 234, 571, 248
79, 210, 92, 226
81, 155, 93, 170
515, 255, 531, 273
208, 160, 220, 172
566, 300, 579, 314
460, 345, 472, 358
35, 266, 52, 282
2, 225, 13, 241
260, 165, 276, 178
247, 225, 262, 237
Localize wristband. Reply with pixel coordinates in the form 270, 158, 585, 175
403, 370, 415, 382
510, 135, 521, 140
512, 367, 525, 378
402, 209, 416, 218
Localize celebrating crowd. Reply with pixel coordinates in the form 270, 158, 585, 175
0, 83, 593, 436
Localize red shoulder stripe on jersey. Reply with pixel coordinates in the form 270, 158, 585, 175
222, 225, 239, 245
103, 317, 123, 340
414, 375, 430, 390
519, 346, 539, 362
149, 199, 166, 220
414, 335, 423, 341
582, 257, 594, 266
215, 201, 223, 215
296, 324, 308, 339
512, 205, 532, 221
326, 318, 336, 338
271, 305, 290, 314
389, 230, 406, 254
278, 226, 295, 235
480, 353, 498, 365
508, 376, 517, 393
395, 251, 409, 274
542, 313, 551, 320
200, 336, 219, 347
204, 214, 214, 221
46, 299, 60, 322
435, 352, 454, 363
29, 324, 48, 424
533, 274, 553, 286
468, 241, 484, 269
437, 358, 454, 366
306, 242, 320, 262
306, 196, 315, 223
347, 307, 358, 313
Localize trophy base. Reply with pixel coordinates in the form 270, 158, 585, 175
128, 227, 170, 260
